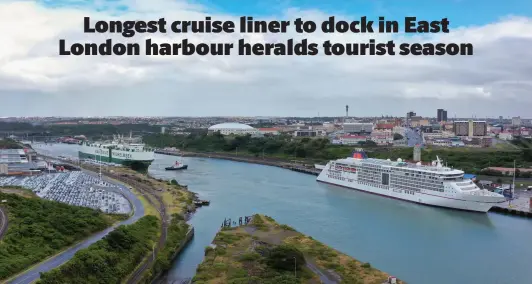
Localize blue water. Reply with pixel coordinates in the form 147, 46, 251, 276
151, 155, 532, 284
35, 144, 532, 284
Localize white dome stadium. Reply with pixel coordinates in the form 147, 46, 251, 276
208, 123, 258, 136
208, 123, 254, 130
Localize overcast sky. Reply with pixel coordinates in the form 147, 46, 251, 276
1, 0, 531, 118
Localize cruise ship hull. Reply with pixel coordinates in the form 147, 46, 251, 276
317, 166, 503, 213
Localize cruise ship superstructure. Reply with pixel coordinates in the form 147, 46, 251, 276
317, 150, 506, 212
78, 134, 155, 166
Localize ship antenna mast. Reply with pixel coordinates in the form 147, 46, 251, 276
436, 156, 442, 168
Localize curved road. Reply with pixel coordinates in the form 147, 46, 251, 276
0, 207, 7, 240
6, 174, 145, 284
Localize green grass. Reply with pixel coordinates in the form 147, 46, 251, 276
193, 214, 403, 284
0, 192, 117, 280
38, 215, 160, 284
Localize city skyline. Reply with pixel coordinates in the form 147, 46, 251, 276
1, 0, 531, 117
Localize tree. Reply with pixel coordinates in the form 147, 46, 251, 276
521, 171, 532, 178
393, 133, 404, 140
266, 244, 306, 271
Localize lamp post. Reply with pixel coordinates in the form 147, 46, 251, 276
152, 243, 155, 261
293, 257, 297, 278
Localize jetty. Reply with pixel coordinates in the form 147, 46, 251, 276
195, 214, 403, 284
490, 190, 532, 218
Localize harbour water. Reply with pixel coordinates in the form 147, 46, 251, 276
35, 144, 532, 284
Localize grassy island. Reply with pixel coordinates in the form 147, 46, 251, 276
0, 189, 127, 281
193, 214, 403, 284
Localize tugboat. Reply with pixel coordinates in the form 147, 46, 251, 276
165, 161, 188, 171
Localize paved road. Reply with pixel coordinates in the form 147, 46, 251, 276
6, 172, 145, 284
0, 207, 7, 240
405, 127, 423, 147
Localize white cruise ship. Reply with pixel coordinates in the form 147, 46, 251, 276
78, 134, 155, 167
317, 150, 506, 212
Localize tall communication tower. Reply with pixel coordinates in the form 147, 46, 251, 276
345, 105, 349, 118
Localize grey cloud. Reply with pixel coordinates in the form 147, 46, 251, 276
0, 1, 531, 117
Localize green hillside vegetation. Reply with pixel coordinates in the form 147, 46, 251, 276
0, 138, 22, 149
0, 192, 125, 280
193, 214, 402, 284
0, 122, 160, 140
38, 215, 160, 284
144, 133, 532, 175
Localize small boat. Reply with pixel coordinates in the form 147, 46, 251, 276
165, 161, 188, 171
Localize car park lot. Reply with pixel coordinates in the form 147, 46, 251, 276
0, 172, 131, 214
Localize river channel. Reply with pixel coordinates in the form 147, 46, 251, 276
35, 144, 532, 284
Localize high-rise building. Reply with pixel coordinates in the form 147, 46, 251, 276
406, 111, 416, 127
437, 109, 448, 122
512, 116, 521, 126
471, 121, 487, 136
453, 120, 487, 137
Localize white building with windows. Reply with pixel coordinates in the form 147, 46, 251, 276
208, 123, 259, 136
0, 149, 28, 163
339, 135, 367, 145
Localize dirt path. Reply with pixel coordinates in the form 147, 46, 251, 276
305, 259, 341, 284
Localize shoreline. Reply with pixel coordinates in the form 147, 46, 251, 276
160, 150, 322, 175
159, 150, 532, 218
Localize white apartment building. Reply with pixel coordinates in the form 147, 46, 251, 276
499, 132, 513, 140
339, 135, 367, 145
343, 123, 373, 134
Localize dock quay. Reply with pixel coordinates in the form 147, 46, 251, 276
285, 166, 321, 176
154, 150, 182, 156
490, 191, 532, 218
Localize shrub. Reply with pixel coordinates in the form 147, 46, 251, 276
266, 244, 306, 271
